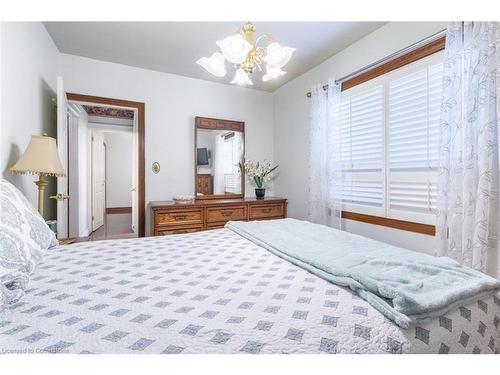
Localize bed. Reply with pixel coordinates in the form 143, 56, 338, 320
1, 228, 499, 354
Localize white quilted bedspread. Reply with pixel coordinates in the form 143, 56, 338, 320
1, 229, 499, 354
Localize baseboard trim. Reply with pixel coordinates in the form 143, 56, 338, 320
106, 207, 132, 214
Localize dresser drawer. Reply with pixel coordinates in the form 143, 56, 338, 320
249, 204, 284, 219
206, 205, 247, 223
154, 208, 203, 227
155, 225, 203, 236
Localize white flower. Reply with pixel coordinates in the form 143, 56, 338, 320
243, 159, 278, 188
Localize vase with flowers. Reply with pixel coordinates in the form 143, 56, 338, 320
243, 159, 278, 199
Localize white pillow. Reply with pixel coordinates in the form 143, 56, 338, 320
0, 179, 58, 309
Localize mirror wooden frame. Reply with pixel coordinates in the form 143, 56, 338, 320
194, 116, 245, 200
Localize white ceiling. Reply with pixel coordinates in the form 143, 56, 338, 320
44, 22, 386, 92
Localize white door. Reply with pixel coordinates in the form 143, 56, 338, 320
131, 114, 138, 234
56, 76, 69, 239
67, 106, 80, 238
92, 131, 106, 231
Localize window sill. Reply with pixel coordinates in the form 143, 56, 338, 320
341, 211, 435, 236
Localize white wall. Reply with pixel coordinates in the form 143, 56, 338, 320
273, 22, 447, 254
59, 53, 275, 234
104, 131, 133, 208
0, 22, 60, 219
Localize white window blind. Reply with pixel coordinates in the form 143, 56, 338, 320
339, 84, 384, 216
388, 62, 442, 170
340, 51, 443, 225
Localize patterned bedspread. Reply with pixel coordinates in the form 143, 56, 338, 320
1, 229, 499, 354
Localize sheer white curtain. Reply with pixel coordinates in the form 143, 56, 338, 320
308, 78, 342, 229
232, 132, 243, 193
436, 22, 500, 278
213, 134, 225, 194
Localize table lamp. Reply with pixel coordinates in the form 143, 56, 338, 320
10, 135, 66, 216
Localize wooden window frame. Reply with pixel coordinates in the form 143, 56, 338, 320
339, 35, 445, 236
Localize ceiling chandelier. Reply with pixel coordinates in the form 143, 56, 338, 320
197, 22, 295, 86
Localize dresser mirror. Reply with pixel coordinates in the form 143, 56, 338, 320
194, 117, 245, 200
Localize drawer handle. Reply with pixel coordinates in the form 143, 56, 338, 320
261, 208, 273, 213
173, 214, 187, 220
221, 210, 234, 217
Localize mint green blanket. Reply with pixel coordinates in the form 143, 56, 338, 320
225, 218, 500, 328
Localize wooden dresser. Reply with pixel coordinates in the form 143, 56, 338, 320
150, 197, 287, 236
196, 174, 213, 195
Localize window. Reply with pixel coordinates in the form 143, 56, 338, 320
339, 51, 443, 225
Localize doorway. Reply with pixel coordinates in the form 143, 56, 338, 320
89, 124, 136, 240
55, 83, 145, 239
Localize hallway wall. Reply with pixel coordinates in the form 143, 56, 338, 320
103, 131, 133, 208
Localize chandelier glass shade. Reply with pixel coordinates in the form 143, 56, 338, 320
196, 52, 227, 77
216, 34, 253, 64
262, 66, 286, 82
231, 68, 254, 85
197, 22, 295, 85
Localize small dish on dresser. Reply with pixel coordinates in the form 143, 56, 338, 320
172, 195, 195, 204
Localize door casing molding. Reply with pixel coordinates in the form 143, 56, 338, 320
66, 93, 146, 237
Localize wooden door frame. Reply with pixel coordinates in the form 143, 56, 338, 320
66, 93, 146, 237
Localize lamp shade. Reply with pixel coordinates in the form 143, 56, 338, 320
10, 135, 66, 177
216, 34, 252, 64
196, 52, 227, 77
230, 68, 253, 85
262, 65, 286, 82
264, 42, 295, 69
